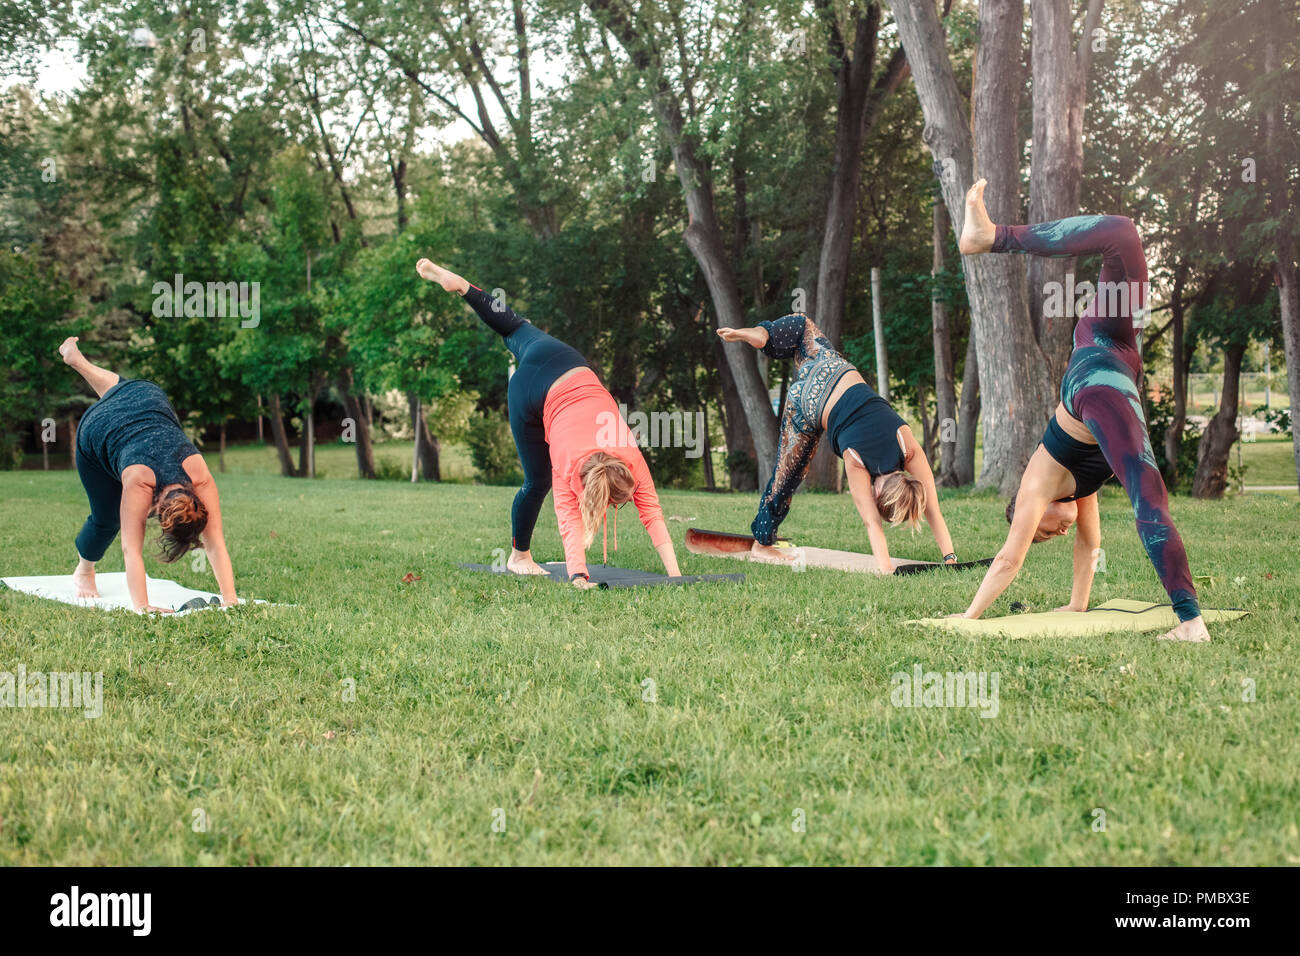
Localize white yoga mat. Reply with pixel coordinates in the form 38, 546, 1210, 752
0, 573, 269, 616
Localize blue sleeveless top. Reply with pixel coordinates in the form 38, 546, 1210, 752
825, 382, 906, 476
76, 379, 199, 485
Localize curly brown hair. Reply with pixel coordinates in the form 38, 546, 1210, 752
152, 486, 208, 563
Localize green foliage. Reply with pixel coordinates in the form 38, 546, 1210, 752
466, 412, 521, 486
1146, 394, 1203, 494
1255, 405, 1292, 437
0, 249, 81, 467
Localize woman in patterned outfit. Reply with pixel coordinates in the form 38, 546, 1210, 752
952, 178, 1208, 643
717, 316, 960, 574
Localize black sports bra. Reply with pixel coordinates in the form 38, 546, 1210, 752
1041, 415, 1112, 500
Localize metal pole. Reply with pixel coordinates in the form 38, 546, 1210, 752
871, 266, 889, 402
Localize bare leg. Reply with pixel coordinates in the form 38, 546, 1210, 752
72, 556, 100, 598
59, 337, 120, 397
958, 178, 996, 255
416, 258, 470, 294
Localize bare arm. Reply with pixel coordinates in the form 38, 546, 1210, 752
1061, 493, 1101, 611
900, 427, 956, 560
189, 458, 237, 605
656, 540, 681, 577
845, 452, 893, 574
961, 459, 1058, 618
119, 467, 169, 613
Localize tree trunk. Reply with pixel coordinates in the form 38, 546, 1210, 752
870, 266, 889, 400
805, 6, 909, 492
675, 145, 778, 478
701, 402, 716, 491
589, 0, 778, 476
409, 392, 421, 482
1264, 35, 1300, 493
297, 385, 317, 479
812, 1, 881, 351
339, 367, 377, 479
714, 337, 759, 492
268, 394, 297, 477
418, 405, 441, 481
971, 0, 1055, 492
1192, 344, 1244, 499
1165, 258, 1191, 487
917, 386, 935, 466
886, 0, 1054, 494
932, 197, 958, 483
1026, 0, 1104, 383
951, 333, 980, 487
218, 421, 227, 474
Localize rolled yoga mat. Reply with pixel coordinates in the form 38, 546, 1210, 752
0, 573, 273, 615
909, 599, 1248, 637
684, 528, 993, 575
458, 562, 744, 589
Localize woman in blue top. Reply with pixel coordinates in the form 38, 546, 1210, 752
60, 337, 238, 613
717, 315, 959, 573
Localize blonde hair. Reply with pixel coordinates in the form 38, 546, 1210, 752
875, 471, 925, 530
579, 452, 636, 548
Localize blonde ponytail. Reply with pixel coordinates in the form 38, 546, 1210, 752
876, 470, 926, 531
579, 452, 636, 548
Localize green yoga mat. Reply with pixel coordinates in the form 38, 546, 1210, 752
910, 599, 1248, 637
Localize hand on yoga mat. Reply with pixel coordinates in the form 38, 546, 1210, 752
135, 604, 175, 614
572, 578, 600, 590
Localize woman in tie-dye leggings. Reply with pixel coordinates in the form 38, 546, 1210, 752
954, 179, 1208, 643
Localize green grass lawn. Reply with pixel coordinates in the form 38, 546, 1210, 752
216, 439, 480, 482
1, 465, 1298, 865
1238, 433, 1299, 488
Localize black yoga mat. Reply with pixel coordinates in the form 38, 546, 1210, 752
458, 563, 745, 589
892, 557, 994, 576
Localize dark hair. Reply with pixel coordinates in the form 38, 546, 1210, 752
153, 486, 208, 563
1005, 498, 1016, 524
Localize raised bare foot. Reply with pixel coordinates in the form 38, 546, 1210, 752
416, 258, 469, 294
506, 549, 550, 575
958, 178, 996, 254
1156, 616, 1210, 643
59, 336, 84, 367
72, 563, 99, 599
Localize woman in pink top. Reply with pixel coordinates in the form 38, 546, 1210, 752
417, 259, 682, 588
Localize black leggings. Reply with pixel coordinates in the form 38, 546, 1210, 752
462, 286, 588, 552
75, 443, 122, 562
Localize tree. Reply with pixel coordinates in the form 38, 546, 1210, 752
886, 0, 1055, 493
